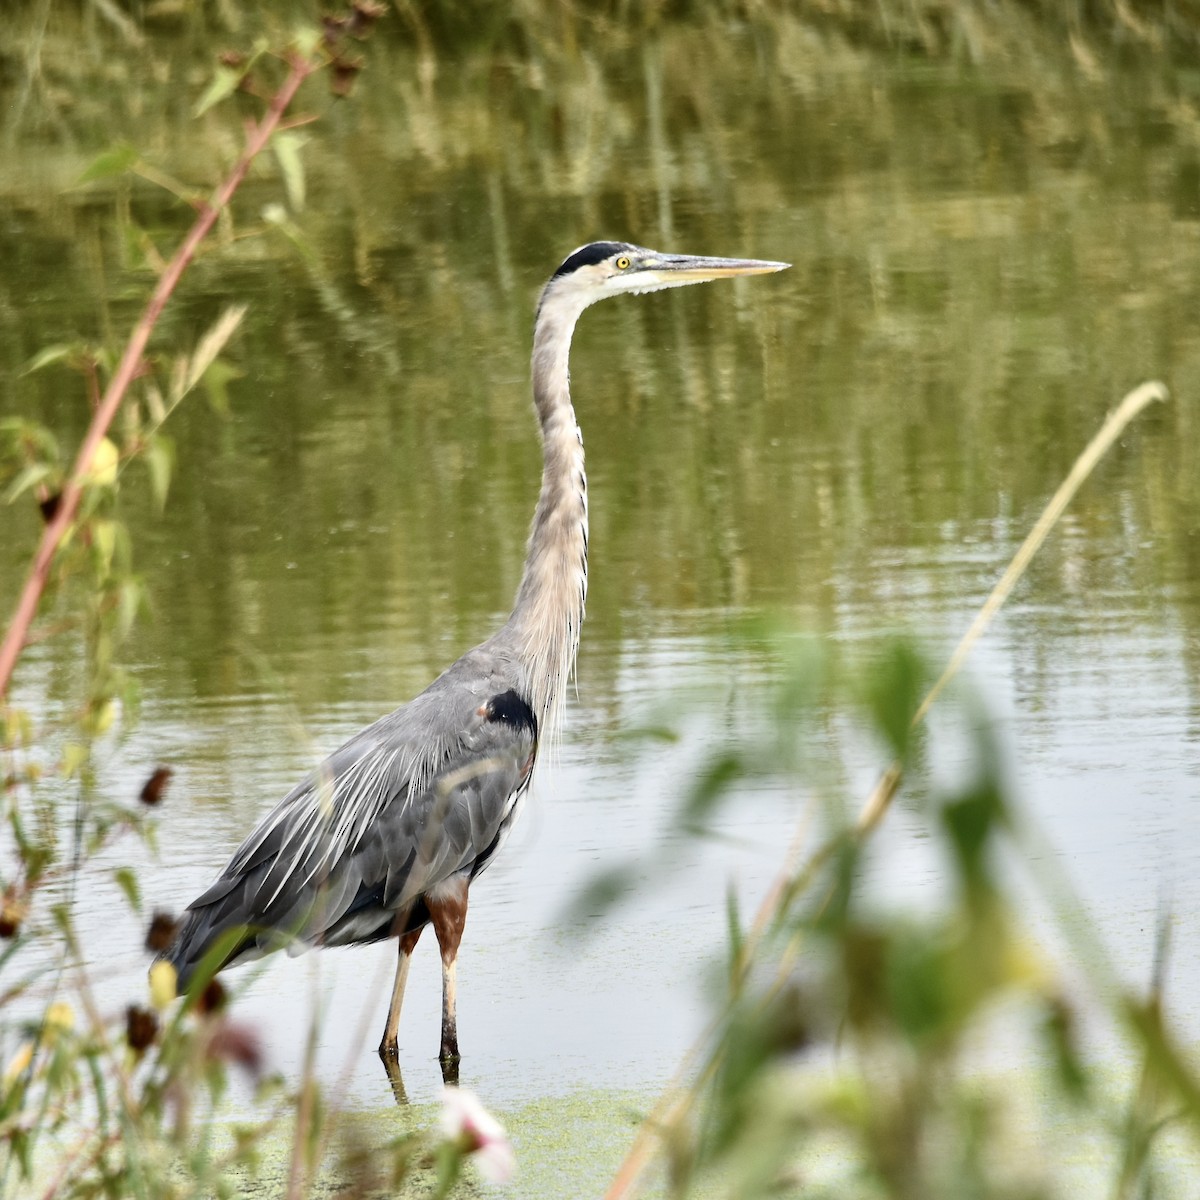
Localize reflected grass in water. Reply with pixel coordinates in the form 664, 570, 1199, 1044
5, 6, 1199, 677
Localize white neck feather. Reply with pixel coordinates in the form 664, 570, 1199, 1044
502, 288, 590, 747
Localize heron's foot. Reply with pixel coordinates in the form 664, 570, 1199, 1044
439, 1031, 461, 1087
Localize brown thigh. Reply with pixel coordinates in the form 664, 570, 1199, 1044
427, 878, 468, 962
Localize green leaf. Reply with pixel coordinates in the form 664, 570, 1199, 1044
185, 306, 247, 396
565, 865, 637, 924
114, 867, 141, 914
113, 518, 133, 573
144, 434, 175, 509
684, 752, 743, 822
262, 203, 319, 264
116, 579, 145, 642
76, 142, 139, 185
203, 359, 242, 416
51, 902, 74, 943
193, 64, 246, 118
941, 778, 1007, 891
61, 743, 89, 778
92, 518, 117, 574
431, 1142, 464, 1200
21, 344, 77, 375
1043, 996, 1089, 1101
273, 132, 307, 213
83, 1049, 110, 1129
861, 638, 927, 761
11, 1128, 30, 1180
3, 463, 53, 505
144, 383, 167, 426
193, 42, 266, 119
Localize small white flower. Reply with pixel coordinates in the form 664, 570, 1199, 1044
439, 1085, 516, 1184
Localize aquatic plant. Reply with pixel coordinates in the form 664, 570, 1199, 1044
0, 9, 466, 1198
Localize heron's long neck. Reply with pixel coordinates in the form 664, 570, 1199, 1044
504, 300, 589, 745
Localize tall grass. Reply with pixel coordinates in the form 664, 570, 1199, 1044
604, 382, 1185, 1200
0, 10, 494, 1196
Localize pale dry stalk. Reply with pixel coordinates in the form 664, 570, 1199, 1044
605, 379, 1168, 1200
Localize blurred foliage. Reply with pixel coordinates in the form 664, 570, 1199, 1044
0, 8, 491, 1197
599, 629, 1200, 1199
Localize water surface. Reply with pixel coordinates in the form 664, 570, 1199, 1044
2, 11, 1199, 1116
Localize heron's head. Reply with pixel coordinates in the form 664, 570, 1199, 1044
538, 240, 789, 318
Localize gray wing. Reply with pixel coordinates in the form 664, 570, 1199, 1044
167, 666, 536, 989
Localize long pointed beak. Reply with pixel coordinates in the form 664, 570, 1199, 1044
657, 254, 787, 277
639, 253, 790, 282
633, 253, 792, 290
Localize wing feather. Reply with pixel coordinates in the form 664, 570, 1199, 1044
165, 656, 536, 989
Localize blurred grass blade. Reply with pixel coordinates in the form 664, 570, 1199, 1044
113, 867, 141, 914
88, 0, 144, 46
3, 464, 53, 506
857, 380, 1168, 835
21, 344, 77, 375
183, 305, 248, 398
274, 132, 308, 212
144, 434, 175, 509
685, 752, 743, 822
116, 578, 145, 640
725, 883, 744, 984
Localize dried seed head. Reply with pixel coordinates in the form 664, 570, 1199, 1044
330, 56, 364, 98
38, 492, 62, 523
196, 977, 228, 1016
207, 1020, 263, 1078
139, 766, 173, 807
144, 910, 179, 954
126, 1004, 159, 1053
347, 1, 386, 37
0, 887, 27, 939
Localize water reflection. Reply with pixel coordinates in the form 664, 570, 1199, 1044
22, 599, 1198, 1112
2, 7, 1200, 1115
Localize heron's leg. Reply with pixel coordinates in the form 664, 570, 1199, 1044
378, 926, 422, 1062
427, 879, 469, 1064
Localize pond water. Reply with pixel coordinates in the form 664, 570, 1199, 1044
3, 10, 1200, 1120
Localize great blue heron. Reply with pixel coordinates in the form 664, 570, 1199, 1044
164, 241, 788, 1068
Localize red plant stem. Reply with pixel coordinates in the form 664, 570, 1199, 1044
0, 52, 316, 702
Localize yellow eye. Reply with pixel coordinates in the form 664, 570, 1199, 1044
615, 256, 631, 270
